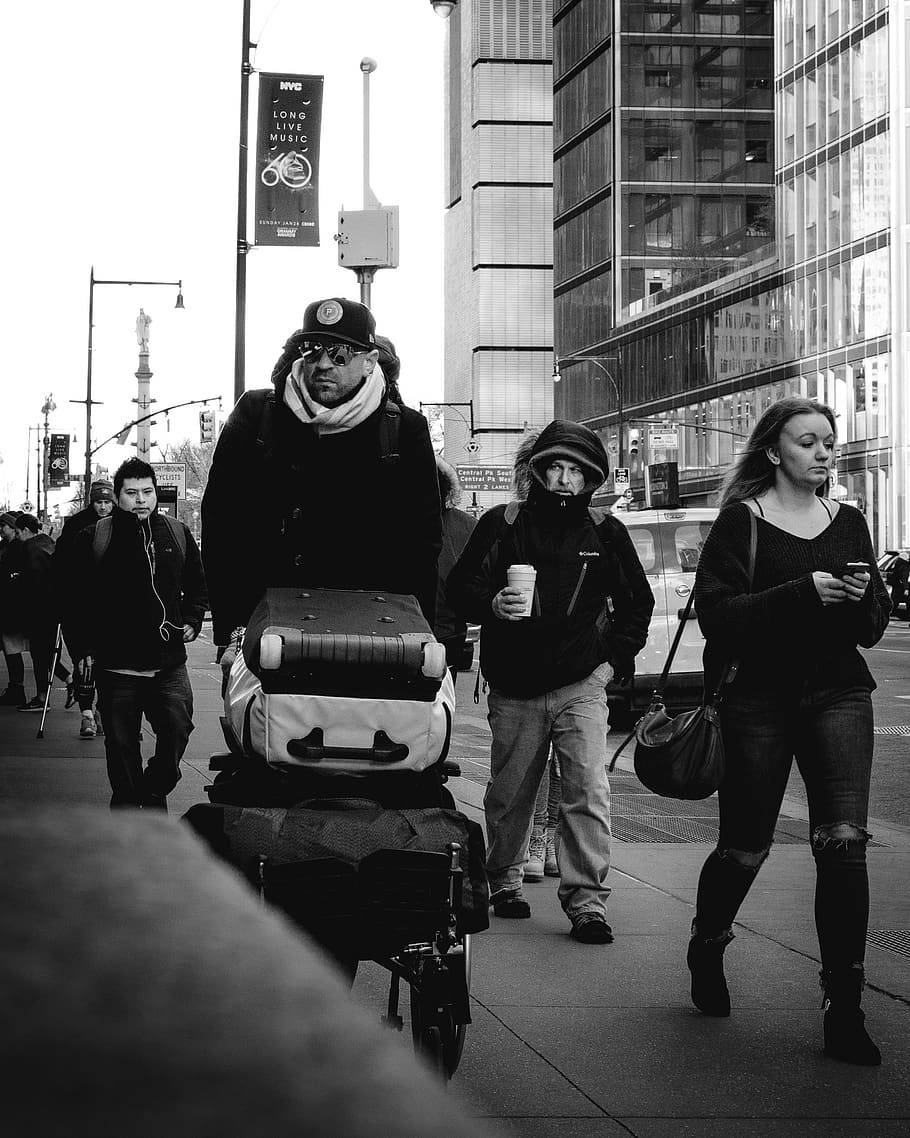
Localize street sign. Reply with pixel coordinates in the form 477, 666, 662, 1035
20, 501, 34, 513
648, 429, 679, 449
151, 462, 187, 499
613, 467, 630, 490
622, 487, 634, 501
456, 465, 513, 493
156, 485, 179, 516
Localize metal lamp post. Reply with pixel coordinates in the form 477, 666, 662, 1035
77, 268, 184, 500
552, 354, 623, 466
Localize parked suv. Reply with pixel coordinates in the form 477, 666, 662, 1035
607, 505, 719, 726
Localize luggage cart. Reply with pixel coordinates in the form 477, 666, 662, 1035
256, 822, 473, 1079
195, 751, 481, 1081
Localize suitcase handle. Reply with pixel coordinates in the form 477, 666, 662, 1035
286, 728, 410, 765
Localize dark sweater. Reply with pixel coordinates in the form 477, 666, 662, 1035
695, 502, 891, 694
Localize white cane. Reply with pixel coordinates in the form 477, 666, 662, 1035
37, 623, 63, 741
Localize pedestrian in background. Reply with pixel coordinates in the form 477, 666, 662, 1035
509, 436, 561, 884
53, 480, 116, 738
0, 511, 27, 706
447, 420, 654, 943
62, 460, 207, 810
690, 397, 890, 1065
434, 456, 476, 675
887, 550, 909, 621
10, 514, 72, 712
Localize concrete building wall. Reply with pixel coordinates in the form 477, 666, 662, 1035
443, 0, 555, 512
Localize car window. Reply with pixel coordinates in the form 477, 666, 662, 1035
628, 527, 658, 572
648, 521, 714, 573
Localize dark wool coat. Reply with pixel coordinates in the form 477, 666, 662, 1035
446, 421, 654, 697
63, 508, 207, 671
201, 378, 442, 645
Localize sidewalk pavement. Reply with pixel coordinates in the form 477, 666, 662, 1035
2, 635, 909, 1135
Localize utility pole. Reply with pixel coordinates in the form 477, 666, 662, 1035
234, 0, 253, 404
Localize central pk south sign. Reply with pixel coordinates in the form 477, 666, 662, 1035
456, 465, 513, 493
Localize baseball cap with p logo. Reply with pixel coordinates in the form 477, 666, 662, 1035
301, 297, 376, 351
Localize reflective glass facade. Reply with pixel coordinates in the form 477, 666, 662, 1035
555, 0, 909, 547
553, 0, 774, 365
444, 0, 554, 506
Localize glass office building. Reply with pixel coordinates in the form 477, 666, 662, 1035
553, 0, 775, 369
443, 0, 555, 507
554, 0, 909, 548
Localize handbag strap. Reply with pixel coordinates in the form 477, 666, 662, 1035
707, 503, 757, 702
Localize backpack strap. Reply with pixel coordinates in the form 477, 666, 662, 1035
161, 513, 187, 564
92, 515, 113, 563
378, 398, 401, 461
256, 390, 277, 449
92, 513, 187, 566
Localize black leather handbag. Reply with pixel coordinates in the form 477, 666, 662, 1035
609, 507, 757, 800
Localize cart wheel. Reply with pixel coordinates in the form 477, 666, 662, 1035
410, 987, 459, 1079
260, 633, 282, 671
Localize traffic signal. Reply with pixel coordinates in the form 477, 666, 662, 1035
629, 429, 640, 459
199, 409, 215, 444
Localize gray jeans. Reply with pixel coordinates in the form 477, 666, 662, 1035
485, 663, 612, 918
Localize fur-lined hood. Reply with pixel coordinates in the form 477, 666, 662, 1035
512, 420, 608, 501
436, 455, 462, 509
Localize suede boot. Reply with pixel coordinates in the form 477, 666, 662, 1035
821, 966, 881, 1066
687, 925, 734, 1017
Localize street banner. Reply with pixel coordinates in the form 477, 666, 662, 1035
48, 434, 70, 487
255, 73, 323, 248
151, 462, 187, 499
456, 465, 513, 493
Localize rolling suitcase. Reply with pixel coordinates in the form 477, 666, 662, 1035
225, 588, 455, 774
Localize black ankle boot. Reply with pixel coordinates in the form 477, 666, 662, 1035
687, 925, 734, 1016
820, 967, 882, 1066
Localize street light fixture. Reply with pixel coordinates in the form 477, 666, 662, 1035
77, 267, 185, 500
552, 354, 624, 466
429, 1, 458, 15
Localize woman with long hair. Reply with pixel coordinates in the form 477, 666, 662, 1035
689, 397, 890, 1064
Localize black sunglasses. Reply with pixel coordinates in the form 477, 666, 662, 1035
299, 340, 363, 366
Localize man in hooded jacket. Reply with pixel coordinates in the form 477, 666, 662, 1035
447, 420, 654, 943
53, 480, 116, 736
202, 298, 441, 657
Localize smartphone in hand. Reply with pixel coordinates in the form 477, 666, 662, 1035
835, 561, 870, 578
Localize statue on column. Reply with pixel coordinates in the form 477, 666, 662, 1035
136, 308, 152, 353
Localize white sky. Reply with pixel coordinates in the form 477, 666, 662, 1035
0, 0, 447, 512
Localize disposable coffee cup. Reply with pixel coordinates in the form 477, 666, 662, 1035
507, 564, 537, 617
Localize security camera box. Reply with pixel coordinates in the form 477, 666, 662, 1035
336, 207, 399, 268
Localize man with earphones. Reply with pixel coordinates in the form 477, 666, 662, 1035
61, 459, 207, 810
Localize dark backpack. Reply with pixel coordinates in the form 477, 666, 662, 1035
92, 513, 187, 565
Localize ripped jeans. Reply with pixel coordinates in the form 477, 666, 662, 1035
694, 683, 873, 972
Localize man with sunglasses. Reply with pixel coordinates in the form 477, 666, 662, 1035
202, 297, 442, 667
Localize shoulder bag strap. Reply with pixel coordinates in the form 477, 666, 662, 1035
710, 504, 757, 699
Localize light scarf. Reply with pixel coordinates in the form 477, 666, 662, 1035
285, 359, 385, 434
